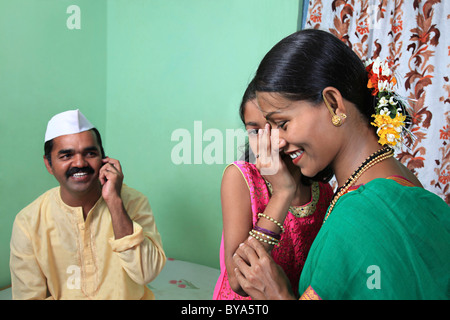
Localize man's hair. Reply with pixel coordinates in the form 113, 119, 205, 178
44, 128, 105, 166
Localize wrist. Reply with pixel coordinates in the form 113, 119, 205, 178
271, 188, 295, 202
105, 195, 124, 213
277, 290, 296, 300
106, 197, 133, 239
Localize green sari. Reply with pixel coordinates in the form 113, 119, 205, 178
299, 178, 450, 299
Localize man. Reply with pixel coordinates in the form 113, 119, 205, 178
10, 109, 166, 299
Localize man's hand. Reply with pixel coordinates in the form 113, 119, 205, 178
99, 157, 124, 204
99, 157, 132, 239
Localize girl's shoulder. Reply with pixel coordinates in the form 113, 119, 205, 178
223, 161, 266, 193
225, 161, 261, 179
230, 160, 257, 172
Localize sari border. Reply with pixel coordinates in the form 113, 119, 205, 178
346, 175, 416, 193
299, 285, 322, 300
386, 175, 416, 187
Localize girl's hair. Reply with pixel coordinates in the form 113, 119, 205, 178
239, 79, 257, 125
253, 28, 376, 124
238, 79, 257, 163
238, 79, 332, 184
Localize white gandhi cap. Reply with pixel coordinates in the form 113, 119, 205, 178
44, 109, 95, 142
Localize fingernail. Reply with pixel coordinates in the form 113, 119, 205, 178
239, 242, 245, 247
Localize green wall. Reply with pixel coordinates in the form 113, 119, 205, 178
0, 0, 300, 288
0, 0, 107, 288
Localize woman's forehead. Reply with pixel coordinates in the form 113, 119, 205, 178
256, 92, 291, 110
256, 92, 295, 119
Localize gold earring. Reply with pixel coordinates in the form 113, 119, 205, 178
331, 113, 347, 126
323, 93, 347, 127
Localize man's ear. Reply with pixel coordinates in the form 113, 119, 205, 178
43, 156, 54, 175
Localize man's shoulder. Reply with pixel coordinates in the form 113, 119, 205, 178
120, 184, 149, 202
16, 187, 59, 220
119, 184, 153, 219
18, 187, 59, 215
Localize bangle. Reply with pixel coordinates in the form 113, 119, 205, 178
253, 225, 281, 240
257, 213, 285, 233
249, 230, 279, 246
251, 229, 279, 242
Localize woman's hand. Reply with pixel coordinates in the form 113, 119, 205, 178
233, 236, 296, 300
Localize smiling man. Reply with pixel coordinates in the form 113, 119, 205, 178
10, 110, 166, 300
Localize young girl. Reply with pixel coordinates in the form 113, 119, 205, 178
213, 82, 333, 299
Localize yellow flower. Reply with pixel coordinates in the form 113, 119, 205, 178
371, 113, 406, 147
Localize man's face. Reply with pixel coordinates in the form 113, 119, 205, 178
44, 130, 103, 201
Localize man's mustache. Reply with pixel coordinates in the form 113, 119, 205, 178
66, 166, 95, 178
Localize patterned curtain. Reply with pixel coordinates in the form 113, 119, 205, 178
302, 0, 449, 204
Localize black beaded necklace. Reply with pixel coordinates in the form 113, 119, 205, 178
323, 146, 394, 223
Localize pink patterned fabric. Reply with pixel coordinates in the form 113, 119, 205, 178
213, 161, 333, 300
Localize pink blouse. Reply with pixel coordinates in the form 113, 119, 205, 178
213, 161, 333, 299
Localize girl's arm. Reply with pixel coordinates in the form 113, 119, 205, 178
221, 164, 253, 296
221, 164, 294, 296
222, 125, 295, 296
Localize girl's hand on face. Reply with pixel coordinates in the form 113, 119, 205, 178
255, 123, 296, 196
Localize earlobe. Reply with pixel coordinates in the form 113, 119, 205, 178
331, 113, 347, 127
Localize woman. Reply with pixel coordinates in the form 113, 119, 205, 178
232, 29, 450, 300
213, 83, 333, 299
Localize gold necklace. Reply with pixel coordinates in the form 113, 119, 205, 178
323, 146, 394, 223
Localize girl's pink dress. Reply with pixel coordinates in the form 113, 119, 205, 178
213, 161, 333, 300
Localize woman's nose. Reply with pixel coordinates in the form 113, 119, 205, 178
278, 138, 287, 150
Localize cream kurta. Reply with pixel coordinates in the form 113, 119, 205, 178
10, 184, 166, 300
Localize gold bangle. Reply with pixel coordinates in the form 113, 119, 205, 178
257, 213, 285, 233
249, 230, 279, 246
251, 229, 280, 242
